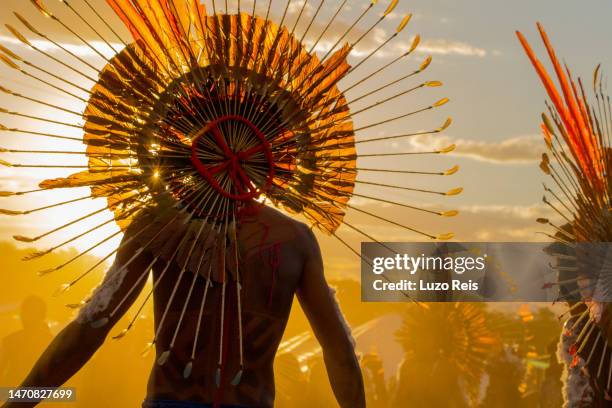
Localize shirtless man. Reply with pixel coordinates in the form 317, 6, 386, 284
3, 204, 365, 408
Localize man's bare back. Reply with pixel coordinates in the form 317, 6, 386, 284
3, 204, 365, 408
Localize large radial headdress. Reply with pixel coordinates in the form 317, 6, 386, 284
0, 0, 458, 384
517, 23, 612, 397
395, 303, 500, 405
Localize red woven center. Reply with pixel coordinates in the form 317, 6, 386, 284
190, 115, 275, 201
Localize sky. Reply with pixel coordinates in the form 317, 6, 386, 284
0, 0, 611, 278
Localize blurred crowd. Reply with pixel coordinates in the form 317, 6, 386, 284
0, 242, 566, 407
0, 295, 565, 408
274, 306, 565, 408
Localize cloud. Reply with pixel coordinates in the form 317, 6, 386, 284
311, 200, 556, 273
279, 6, 488, 59
416, 39, 487, 58
311, 33, 488, 59
287, 0, 316, 16
409, 134, 543, 163
1, 12, 487, 63
0, 35, 120, 59
449, 203, 556, 241
457, 203, 550, 220
311, 25, 488, 58
287, 2, 487, 59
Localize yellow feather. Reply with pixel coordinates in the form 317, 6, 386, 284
396, 14, 412, 32
539, 160, 551, 175
419, 55, 432, 71
437, 143, 455, 153
5, 24, 31, 46
13, 235, 35, 242
14, 12, 42, 35
439, 117, 453, 131
0, 44, 22, 61
444, 165, 459, 175
594, 64, 601, 92
541, 113, 555, 135
0, 209, 24, 215
434, 97, 450, 107
0, 53, 19, 71
409, 34, 420, 52
384, 0, 399, 16
445, 187, 463, 196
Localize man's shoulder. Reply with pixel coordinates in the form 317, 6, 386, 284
262, 206, 314, 234
258, 205, 318, 249
1, 330, 25, 348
